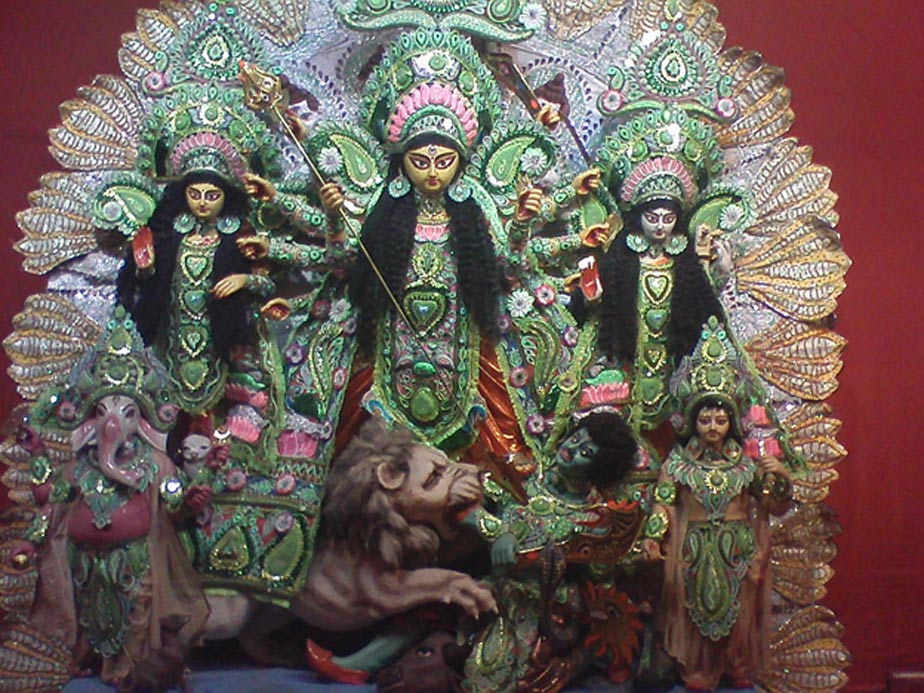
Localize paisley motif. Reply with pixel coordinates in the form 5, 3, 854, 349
683, 520, 756, 641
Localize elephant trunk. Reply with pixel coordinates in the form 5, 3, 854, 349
97, 412, 143, 489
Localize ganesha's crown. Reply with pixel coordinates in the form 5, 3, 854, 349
31, 308, 177, 433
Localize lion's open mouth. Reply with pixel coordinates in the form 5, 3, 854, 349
448, 495, 482, 525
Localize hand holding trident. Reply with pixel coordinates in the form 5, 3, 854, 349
237, 60, 414, 333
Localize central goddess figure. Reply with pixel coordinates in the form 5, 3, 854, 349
324, 30, 579, 499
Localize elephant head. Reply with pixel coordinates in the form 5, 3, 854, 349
71, 394, 168, 489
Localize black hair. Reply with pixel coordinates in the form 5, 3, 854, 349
682, 396, 743, 446
116, 171, 252, 361
349, 133, 502, 355
570, 411, 637, 488
572, 198, 723, 365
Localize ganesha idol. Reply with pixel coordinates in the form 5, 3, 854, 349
23, 308, 208, 691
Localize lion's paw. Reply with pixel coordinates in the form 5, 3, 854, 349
443, 574, 497, 619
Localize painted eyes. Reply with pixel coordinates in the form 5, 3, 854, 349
187, 188, 223, 201
644, 212, 676, 225
408, 154, 457, 171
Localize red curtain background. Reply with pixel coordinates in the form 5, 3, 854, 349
1, 2, 921, 690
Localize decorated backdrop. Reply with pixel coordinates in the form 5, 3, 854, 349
0, 1, 921, 691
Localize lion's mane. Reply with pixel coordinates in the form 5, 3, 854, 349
319, 419, 440, 569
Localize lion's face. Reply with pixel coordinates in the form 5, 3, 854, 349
384, 445, 483, 539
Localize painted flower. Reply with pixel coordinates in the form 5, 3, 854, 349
599, 88, 624, 115
101, 200, 122, 223
534, 283, 556, 306
496, 314, 513, 334
56, 400, 77, 423
558, 373, 578, 393
276, 430, 299, 458
332, 367, 348, 389
526, 414, 547, 435
583, 583, 643, 666
277, 430, 318, 458
275, 473, 296, 496
518, 2, 547, 30
563, 325, 579, 347
342, 316, 357, 336
318, 146, 343, 176
509, 366, 533, 388
332, 0, 356, 13
520, 147, 549, 176
274, 511, 295, 534
157, 403, 179, 425
507, 288, 534, 318
715, 97, 738, 119
143, 71, 167, 92
311, 299, 331, 319
285, 343, 306, 365
719, 203, 746, 231
329, 298, 350, 322
226, 469, 247, 492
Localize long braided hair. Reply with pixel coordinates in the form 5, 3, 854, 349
350, 134, 503, 355
116, 171, 252, 361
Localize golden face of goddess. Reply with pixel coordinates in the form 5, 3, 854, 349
402, 144, 460, 196
695, 407, 731, 451
185, 182, 226, 221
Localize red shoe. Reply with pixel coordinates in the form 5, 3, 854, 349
305, 639, 369, 685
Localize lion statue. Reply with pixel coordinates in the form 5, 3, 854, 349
291, 417, 496, 630
201, 418, 496, 678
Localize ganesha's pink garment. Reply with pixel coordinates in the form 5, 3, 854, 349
30, 453, 209, 689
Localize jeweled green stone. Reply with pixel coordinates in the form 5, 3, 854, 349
429, 53, 447, 71
410, 387, 440, 422
413, 360, 436, 377
180, 359, 209, 389
645, 309, 668, 331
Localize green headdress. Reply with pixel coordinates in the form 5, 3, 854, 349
360, 29, 502, 156
596, 103, 723, 212
33, 307, 177, 433
671, 315, 749, 439
137, 82, 280, 184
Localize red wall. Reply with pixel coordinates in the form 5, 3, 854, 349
2, 2, 922, 689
